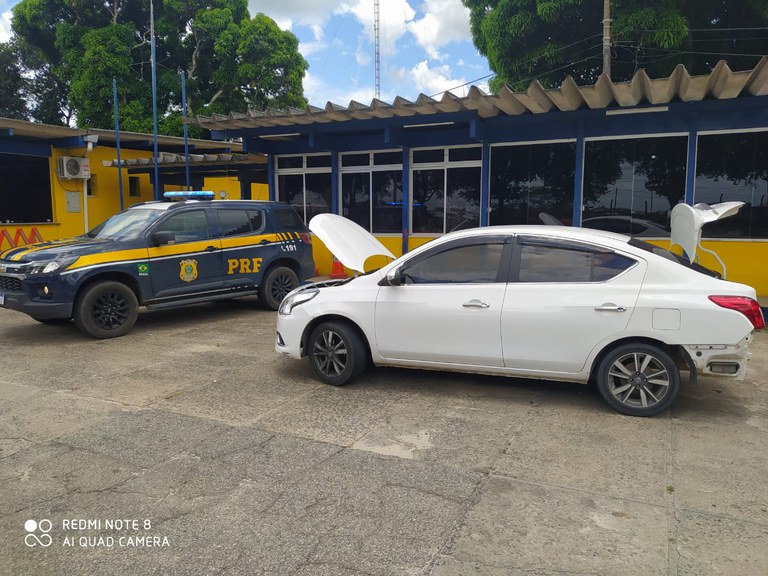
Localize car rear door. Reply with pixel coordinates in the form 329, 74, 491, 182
501, 235, 646, 374
374, 235, 511, 367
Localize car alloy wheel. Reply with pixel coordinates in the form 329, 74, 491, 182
597, 343, 680, 417
91, 289, 131, 330
307, 321, 367, 386
74, 281, 139, 339
271, 272, 296, 303
260, 266, 299, 310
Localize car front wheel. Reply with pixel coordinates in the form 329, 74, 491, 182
308, 321, 367, 386
596, 343, 680, 417
74, 281, 139, 339
260, 266, 299, 310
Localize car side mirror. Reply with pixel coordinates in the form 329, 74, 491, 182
379, 267, 403, 286
152, 230, 175, 246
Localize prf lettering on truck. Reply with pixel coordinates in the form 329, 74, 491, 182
227, 257, 263, 275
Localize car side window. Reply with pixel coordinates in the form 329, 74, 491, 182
218, 210, 251, 237
154, 210, 211, 243
518, 241, 635, 283
247, 210, 264, 232
402, 242, 505, 284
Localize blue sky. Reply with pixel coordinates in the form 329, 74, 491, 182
0, 0, 493, 107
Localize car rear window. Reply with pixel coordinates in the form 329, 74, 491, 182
627, 238, 720, 278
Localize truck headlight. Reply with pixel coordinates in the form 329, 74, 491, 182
26, 257, 77, 275
279, 287, 319, 316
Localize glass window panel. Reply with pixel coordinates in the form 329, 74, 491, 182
489, 143, 575, 226
449, 147, 482, 162
592, 252, 636, 281
446, 167, 481, 232
374, 151, 402, 165
372, 170, 403, 233
305, 172, 332, 223
218, 209, 251, 236
273, 207, 305, 230
278, 173, 305, 221
519, 244, 592, 282
413, 149, 444, 164
155, 210, 211, 242
403, 243, 504, 284
247, 210, 264, 232
695, 132, 768, 239
0, 153, 52, 223
341, 153, 369, 167
277, 156, 303, 169
342, 172, 371, 231
412, 169, 445, 233
583, 137, 686, 237
306, 155, 331, 168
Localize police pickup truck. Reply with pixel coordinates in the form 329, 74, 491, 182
0, 193, 314, 338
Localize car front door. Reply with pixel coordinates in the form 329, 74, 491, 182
374, 236, 511, 367
501, 236, 646, 374
147, 208, 224, 299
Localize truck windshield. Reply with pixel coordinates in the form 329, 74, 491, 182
86, 209, 164, 241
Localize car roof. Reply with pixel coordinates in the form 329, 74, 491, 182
443, 224, 635, 248
127, 199, 287, 211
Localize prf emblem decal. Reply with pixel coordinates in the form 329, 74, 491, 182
179, 259, 198, 282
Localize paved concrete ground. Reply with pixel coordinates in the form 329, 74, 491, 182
0, 301, 767, 576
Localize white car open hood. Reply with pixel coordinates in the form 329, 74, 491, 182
309, 213, 396, 273
670, 201, 744, 263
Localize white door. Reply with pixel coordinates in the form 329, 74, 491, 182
501, 236, 646, 374
375, 237, 510, 367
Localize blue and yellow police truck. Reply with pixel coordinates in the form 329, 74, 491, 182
0, 192, 314, 338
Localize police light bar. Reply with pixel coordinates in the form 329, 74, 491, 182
163, 191, 216, 201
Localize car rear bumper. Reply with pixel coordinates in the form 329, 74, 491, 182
684, 334, 754, 380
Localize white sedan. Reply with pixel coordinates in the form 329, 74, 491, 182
276, 206, 763, 417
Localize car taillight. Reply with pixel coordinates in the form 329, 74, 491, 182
299, 233, 312, 245
708, 296, 765, 330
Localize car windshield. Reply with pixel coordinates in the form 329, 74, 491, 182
628, 238, 720, 278
86, 208, 164, 241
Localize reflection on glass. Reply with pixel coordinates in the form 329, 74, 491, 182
412, 169, 445, 233
342, 173, 371, 231
446, 167, 481, 231
404, 243, 504, 283
583, 137, 686, 237
489, 143, 576, 226
278, 174, 305, 221
305, 173, 332, 223
372, 171, 403, 233
695, 132, 768, 239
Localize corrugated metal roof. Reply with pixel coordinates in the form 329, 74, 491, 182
101, 152, 265, 169
192, 59, 768, 131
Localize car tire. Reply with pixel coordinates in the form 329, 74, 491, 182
74, 281, 139, 339
596, 343, 680, 417
260, 266, 299, 310
308, 321, 367, 386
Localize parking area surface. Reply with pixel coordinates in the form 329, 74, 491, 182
1, 301, 767, 576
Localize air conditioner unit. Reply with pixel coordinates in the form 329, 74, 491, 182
57, 156, 91, 180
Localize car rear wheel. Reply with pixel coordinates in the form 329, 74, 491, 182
74, 281, 138, 339
260, 266, 299, 310
308, 321, 367, 386
597, 343, 680, 417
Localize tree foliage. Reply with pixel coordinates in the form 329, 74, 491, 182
10, 0, 308, 133
0, 41, 29, 119
462, 0, 768, 91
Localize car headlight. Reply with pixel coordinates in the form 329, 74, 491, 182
279, 287, 319, 316
26, 257, 77, 275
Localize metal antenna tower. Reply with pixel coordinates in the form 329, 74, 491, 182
374, 0, 381, 99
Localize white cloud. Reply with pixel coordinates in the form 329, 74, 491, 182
0, 10, 12, 42
338, 0, 415, 58
407, 60, 467, 97
299, 24, 328, 57
303, 70, 375, 106
407, 0, 471, 60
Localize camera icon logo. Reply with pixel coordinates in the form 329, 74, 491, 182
24, 519, 53, 548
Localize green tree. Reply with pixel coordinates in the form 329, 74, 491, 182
0, 41, 29, 119
462, 0, 768, 91
11, 0, 308, 133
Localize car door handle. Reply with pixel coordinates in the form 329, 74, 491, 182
204, 245, 219, 252
259, 239, 270, 245
594, 303, 627, 312
463, 300, 490, 309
